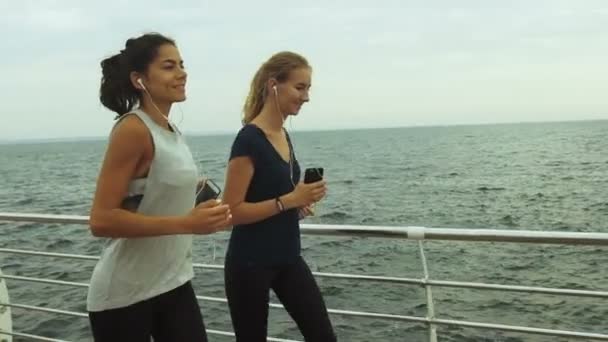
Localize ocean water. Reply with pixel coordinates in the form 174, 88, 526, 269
1, 120, 607, 341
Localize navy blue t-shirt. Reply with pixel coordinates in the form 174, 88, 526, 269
226, 124, 302, 266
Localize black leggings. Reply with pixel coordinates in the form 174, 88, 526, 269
225, 256, 336, 342
88, 281, 207, 342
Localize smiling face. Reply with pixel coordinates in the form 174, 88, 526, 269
135, 43, 187, 104
275, 67, 312, 116
242, 51, 312, 124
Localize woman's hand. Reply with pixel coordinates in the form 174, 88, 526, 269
282, 180, 326, 209
298, 205, 315, 220
184, 199, 232, 234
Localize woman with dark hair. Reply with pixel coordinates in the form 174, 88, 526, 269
87, 32, 231, 342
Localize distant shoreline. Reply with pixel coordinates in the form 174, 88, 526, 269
1, 118, 606, 145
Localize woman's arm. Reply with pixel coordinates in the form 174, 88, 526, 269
222, 156, 325, 226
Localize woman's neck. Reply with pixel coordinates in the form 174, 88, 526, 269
253, 102, 286, 133
141, 99, 172, 129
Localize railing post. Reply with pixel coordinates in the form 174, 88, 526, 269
0, 267, 13, 342
418, 241, 438, 342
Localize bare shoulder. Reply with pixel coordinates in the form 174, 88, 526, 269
99, 114, 152, 166
111, 114, 148, 140
109, 113, 151, 147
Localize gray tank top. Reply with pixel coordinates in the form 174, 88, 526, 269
87, 108, 198, 311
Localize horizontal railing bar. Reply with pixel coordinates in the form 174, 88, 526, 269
0, 248, 99, 261
0, 213, 89, 224
2, 212, 608, 245
0, 275, 420, 322
307, 271, 423, 285
428, 279, 608, 298
0, 249, 423, 285
0, 330, 71, 342
194, 295, 422, 322
193, 262, 223, 270
196, 263, 425, 285
2, 302, 87, 317
1, 274, 89, 288
3, 266, 607, 300
300, 224, 608, 245
326, 308, 425, 323
432, 318, 608, 340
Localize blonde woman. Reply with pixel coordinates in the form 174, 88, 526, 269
222, 52, 336, 341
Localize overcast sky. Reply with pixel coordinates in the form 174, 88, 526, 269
1, 1, 606, 141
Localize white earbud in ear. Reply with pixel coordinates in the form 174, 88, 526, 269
270, 84, 284, 119
135, 77, 172, 124
137, 78, 146, 91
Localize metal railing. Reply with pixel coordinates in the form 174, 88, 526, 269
0, 212, 607, 341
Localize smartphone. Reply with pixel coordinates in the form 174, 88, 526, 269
304, 167, 324, 184
195, 179, 222, 205
121, 194, 143, 212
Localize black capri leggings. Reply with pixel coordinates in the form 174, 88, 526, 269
225, 256, 337, 342
88, 281, 207, 342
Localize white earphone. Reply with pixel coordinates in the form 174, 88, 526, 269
136, 78, 173, 124
137, 78, 146, 91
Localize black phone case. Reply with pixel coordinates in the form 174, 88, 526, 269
121, 194, 143, 212
195, 182, 220, 205
304, 167, 324, 183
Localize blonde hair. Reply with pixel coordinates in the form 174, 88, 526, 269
243, 51, 310, 124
